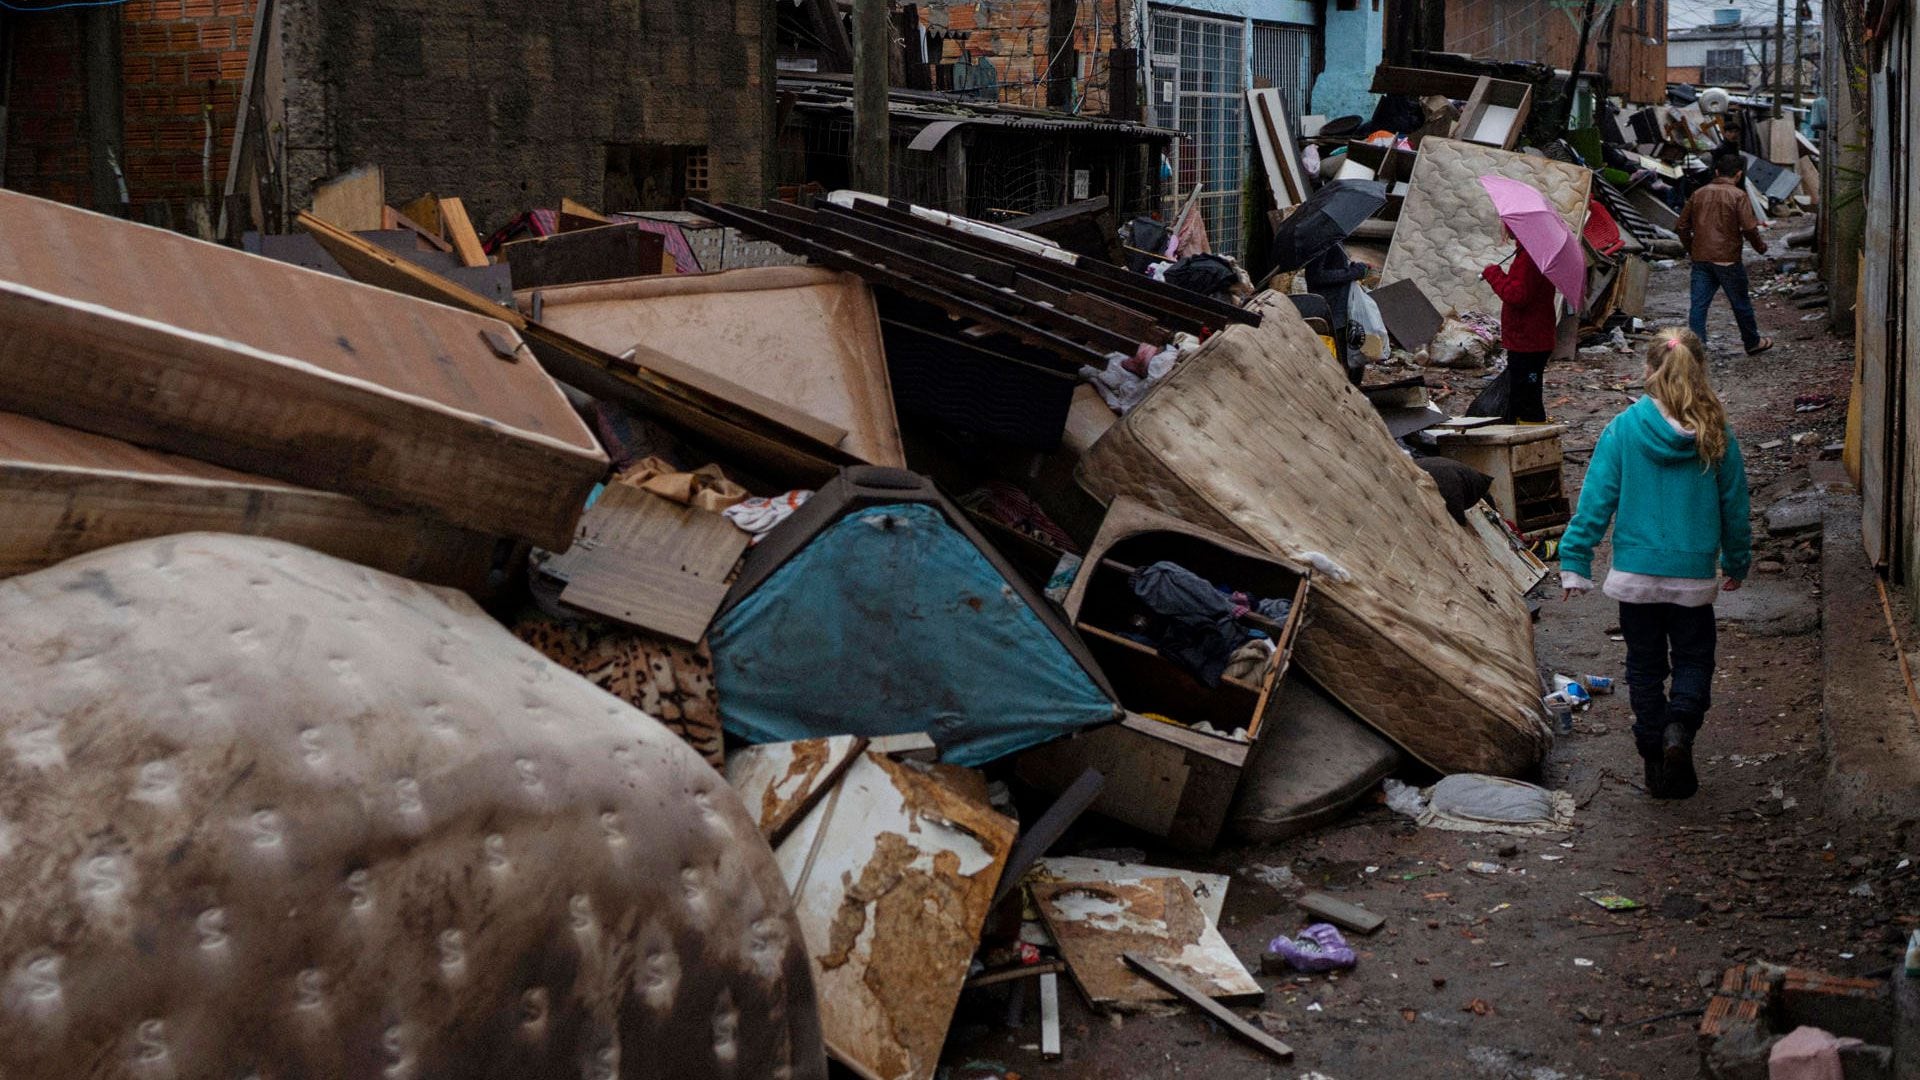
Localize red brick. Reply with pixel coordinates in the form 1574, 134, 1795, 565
181, 0, 214, 16
199, 22, 233, 48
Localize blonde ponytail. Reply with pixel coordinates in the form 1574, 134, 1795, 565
1645, 327, 1729, 466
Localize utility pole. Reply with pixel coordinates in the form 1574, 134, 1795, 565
1562, 0, 1601, 129
1790, 0, 1806, 123
853, 0, 892, 195
1772, 0, 1785, 116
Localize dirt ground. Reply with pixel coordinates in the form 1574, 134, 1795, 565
940, 254, 1918, 1079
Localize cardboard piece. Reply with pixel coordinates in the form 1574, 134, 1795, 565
0, 191, 606, 550
1370, 278, 1445, 350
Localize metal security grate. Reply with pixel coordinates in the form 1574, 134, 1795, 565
1148, 6, 1245, 258
1250, 23, 1312, 133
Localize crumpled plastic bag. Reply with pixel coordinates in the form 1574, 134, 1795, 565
1382, 774, 1575, 836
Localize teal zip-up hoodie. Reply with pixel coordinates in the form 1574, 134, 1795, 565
1559, 395, 1752, 582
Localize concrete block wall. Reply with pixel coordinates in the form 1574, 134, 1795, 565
280, 0, 774, 234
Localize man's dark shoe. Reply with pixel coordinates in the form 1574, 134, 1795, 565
1641, 751, 1668, 798
1662, 722, 1698, 799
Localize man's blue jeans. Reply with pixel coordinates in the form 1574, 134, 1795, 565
1688, 261, 1763, 352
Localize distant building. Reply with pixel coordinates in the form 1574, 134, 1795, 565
1666, 8, 1820, 90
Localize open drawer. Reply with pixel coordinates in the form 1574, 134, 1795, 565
1017, 497, 1313, 850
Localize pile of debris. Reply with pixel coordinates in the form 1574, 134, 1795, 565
0, 156, 1566, 1077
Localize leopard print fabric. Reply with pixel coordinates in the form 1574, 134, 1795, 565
513, 614, 725, 769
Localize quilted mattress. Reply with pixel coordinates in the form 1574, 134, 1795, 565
1078, 292, 1551, 776
1379, 138, 1593, 317
0, 534, 825, 1079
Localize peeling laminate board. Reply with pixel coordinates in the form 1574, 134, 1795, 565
774, 752, 1015, 1080
723, 735, 865, 844
1028, 858, 1229, 926
1033, 875, 1262, 1010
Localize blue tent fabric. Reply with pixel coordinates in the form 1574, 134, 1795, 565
709, 503, 1118, 766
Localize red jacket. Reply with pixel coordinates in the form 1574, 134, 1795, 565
1481, 248, 1559, 353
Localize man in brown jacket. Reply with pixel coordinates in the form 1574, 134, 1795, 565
1678, 154, 1774, 356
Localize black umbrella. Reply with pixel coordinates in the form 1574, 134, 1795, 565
1267, 179, 1389, 273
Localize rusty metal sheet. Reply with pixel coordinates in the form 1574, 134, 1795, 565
723, 736, 865, 844
0, 190, 605, 549
1032, 876, 1262, 1010
775, 752, 1015, 1080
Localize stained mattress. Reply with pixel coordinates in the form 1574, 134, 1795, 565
0, 534, 825, 1079
1379, 138, 1593, 317
1077, 291, 1551, 775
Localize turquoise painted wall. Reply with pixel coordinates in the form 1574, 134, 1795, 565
1312, 6, 1386, 120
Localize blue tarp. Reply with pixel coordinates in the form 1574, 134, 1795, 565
710, 503, 1118, 766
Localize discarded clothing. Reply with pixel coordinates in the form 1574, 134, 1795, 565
958, 481, 1081, 553
1163, 254, 1240, 298
1382, 774, 1576, 836
723, 490, 813, 545
1222, 638, 1276, 683
613, 456, 748, 512
1414, 456, 1494, 524
1081, 345, 1180, 414
1130, 560, 1251, 686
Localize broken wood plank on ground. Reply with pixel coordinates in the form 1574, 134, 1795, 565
1122, 953, 1295, 1061
1034, 875, 1262, 1010
1298, 890, 1387, 934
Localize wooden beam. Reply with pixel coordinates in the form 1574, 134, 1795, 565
439, 197, 489, 268
1122, 953, 1294, 1062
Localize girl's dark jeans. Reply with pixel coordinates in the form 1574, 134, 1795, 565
1619, 601, 1717, 755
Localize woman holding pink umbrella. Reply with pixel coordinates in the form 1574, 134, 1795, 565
1477, 176, 1588, 424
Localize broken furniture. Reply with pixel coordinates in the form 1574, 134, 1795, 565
0, 410, 499, 591
723, 734, 866, 844
1249, 87, 1312, 212
0, 190, 608, 551
1379, 138, 1593, 319
1017, 497, 1312, 850
1464, 500, 1553, 593
772, 748, 1015, 1080
521, 266, 906, 467
1427, 423, 1573, 536
1078, 291, 1551, 776
1227, 676, 1403, 843
708, 466, 1121, 766
1032, 874, 1262, 1009
0, 534, 825, 1080
1456, 76, 1534, 149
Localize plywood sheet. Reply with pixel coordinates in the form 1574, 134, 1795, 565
1380, 138, 1592, 317
724, 735, 865, 843
0, 190, 605, 550
1029, 857, 1229, 926
775, 752, 1015, 1080
526, 267, 905, 467
500, 222, 666, 288
309, 164, 384, 231
546, 484, 748, 642
1032, 876, 1261, 1009
0, 410, 497, 590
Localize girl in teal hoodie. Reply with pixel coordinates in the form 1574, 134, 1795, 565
1559, 328, 1752, 799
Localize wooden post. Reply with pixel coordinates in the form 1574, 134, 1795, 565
1790, 0, 1805, 121
80, 5, 125, 215
1560, 0, 1600, 130
1772, 0, 1785, 116
853, 0, 893, 196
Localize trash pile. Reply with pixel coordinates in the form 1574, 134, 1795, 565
0, 86, 1590, 1071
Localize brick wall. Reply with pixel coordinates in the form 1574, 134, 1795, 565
2, 0, 257, 218
3, 13, 91, 207
927, 0, 1130, 114
120, 0, 257, 217
279, 0, 773, 233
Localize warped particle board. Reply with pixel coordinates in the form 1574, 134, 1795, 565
523, 267, 904, 467
1033, 876, 1262, 1010
545, 483, 747, 642
723, 735, 866, 844
0, 191, 605, 550
500, 222, 665, 288
0, 410, 498, 591
310, 165, 385, 231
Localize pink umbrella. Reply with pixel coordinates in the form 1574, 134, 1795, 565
1477, 175, 1586, 306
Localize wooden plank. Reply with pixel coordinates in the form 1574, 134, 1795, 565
501, 223, 666, 289
397, 192, 443, 237
1039, 972, 1062, 1059
1122, 953, 1294, 1061
1297, 891, 1386, 934
991, 768, 1105, 905
299, 210, 518, 323
0, 411, 498, 592
620, 343, 851, 450
0, 192, 603, 551
309, 164, 385, 232
439, 197, 490, 268
561, 560, 729, 643
1034, 876, 1263, 1009
723, 735, 867, 845
962, 960, 1068, 990
384, 204, 453, 254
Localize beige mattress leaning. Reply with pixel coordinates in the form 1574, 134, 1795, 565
1077, 292, 1550, 776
